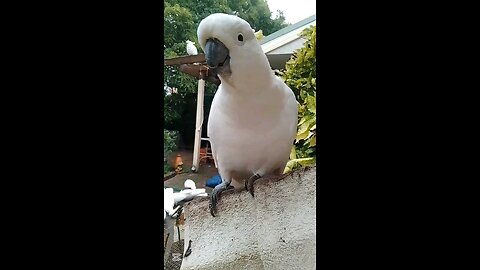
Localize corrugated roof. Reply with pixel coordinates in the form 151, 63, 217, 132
260, 14, 316, 45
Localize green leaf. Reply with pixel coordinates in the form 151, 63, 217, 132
283, 160, 295, 174
289, 145, 296, 160
304, 131, 314, 141
309, 135, 316, 147
298, 115, 306, 126
297, 117, 310, 133
306, 95, 316, 113
294, 157, 315, 167
283, 157, 315, 174
296, 128, 310, 142
298, 104, 306, 114
282, 25, 316, 169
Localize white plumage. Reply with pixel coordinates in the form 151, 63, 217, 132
197, 13, 298, 215
184, 179, 196, 190
164, 180, 207, 220
186, 40, 198, 55
164, 188, 174, 219
173, 188, 208, 205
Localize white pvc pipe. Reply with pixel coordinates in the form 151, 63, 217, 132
192, 75, 205, 172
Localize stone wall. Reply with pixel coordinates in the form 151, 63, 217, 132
180, 167, 316, 270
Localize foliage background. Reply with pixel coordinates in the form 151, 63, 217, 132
281, 26, 316, 173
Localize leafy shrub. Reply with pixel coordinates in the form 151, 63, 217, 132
281, 26, 316, 173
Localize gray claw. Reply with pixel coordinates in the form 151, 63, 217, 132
184, 240, 192, 257
246, 174, 261, 197
209, 182, 233, 217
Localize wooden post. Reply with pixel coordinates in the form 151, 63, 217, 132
192, 71, 205, 172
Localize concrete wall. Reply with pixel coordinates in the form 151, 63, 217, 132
180, 167, 316, 270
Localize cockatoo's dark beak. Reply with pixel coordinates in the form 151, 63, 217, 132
205, 38, 230, 72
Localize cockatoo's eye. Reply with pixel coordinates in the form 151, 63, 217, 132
237, 34, 243, 42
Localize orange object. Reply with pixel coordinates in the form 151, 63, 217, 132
200, 148, 211, 165
199, 148, 207, 160
174, 154, 183, 167
174, 154, 183, 173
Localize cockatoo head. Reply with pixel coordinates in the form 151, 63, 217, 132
186, 40, 195, 45
197, 13, 271, 85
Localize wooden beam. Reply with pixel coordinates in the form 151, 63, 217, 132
179, 64, 209, 77
179, 64, 221, 86
164, 54, 206, 66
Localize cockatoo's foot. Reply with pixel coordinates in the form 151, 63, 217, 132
209, 182, 234, 217
245, 173, 261, 197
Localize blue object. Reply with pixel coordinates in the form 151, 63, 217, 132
206, 174, 222, 188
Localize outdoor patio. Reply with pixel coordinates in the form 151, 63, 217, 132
164, 149, 218, 194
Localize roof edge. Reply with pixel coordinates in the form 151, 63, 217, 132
260, 14, 316, 45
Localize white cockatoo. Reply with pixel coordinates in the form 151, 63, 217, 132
186, 40, 198, 55
184, 179, 196, 190
173, 179, 207, 204
172, 188, 208, 205
164, 188, 175, 219
197, 13, 298, 216
164, 180, 208, 220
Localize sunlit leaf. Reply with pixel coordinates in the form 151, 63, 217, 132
281, 26, 316, 170
297, 119, 311, 136
309, 135, 316, 147
289, 145, 296, 160
296, 128, 310, 142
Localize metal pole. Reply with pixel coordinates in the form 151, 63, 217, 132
192, 71, 205, 172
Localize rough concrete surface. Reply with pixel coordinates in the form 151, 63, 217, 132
180, 167, 316, 270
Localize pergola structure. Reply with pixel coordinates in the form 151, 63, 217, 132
164, 54, 219, 172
